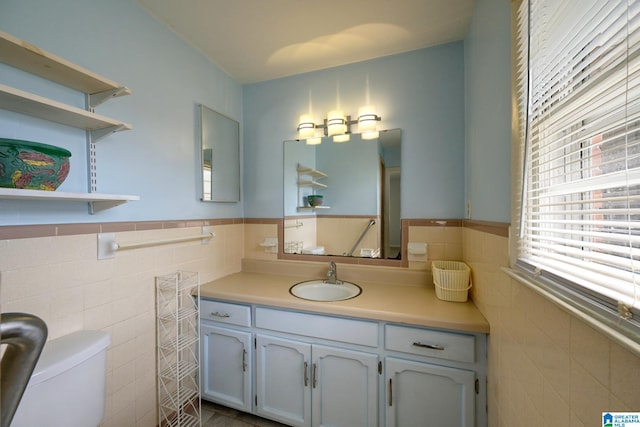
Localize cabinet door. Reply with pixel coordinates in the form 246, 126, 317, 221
200, 324, 252, 412
256, 334, 312, 427
385, 357, 475, 427
312, 344, 379, 427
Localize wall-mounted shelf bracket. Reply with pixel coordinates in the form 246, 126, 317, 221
90, 124, 129, 143
89, 198, 132, 214
87, 86, 131, 109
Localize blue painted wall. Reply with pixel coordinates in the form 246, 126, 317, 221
0, 0, 243, 225
0, 0, 511, 226
464, 0, 512, 222
243, 44, 466, 219
315, 135, 379, 216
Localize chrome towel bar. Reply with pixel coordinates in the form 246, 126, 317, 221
97, 226, 214, 259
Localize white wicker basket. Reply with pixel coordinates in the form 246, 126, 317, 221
432, 261, 471, 302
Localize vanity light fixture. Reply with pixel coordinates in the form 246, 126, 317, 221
296, 107, 382, 143
358, 105, 380, 140
330, 109, 351, 142
297, 114, 316, 140
327, 110, 347, 138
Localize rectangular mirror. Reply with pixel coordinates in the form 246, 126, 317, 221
200, 104, 240, 202
283, 129, 402, 259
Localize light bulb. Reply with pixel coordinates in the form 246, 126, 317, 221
358, 105, 378, 133
361, 131, 379, 140
327, 110, 346, 137
298, 114, 316, 140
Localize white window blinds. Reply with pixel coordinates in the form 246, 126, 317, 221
517, 0, 640, 322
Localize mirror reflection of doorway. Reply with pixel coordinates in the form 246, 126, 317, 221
383, 166, 401, 259
202, 148, 212, 200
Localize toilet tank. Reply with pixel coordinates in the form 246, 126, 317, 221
11, 330, 111, 427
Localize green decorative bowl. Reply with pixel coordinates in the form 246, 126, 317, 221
307, 194, 323, 207
0, 138, 71, 191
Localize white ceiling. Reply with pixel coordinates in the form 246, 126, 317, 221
137, 0, 476, 84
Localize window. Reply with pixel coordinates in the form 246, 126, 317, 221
514, 0, 640, 345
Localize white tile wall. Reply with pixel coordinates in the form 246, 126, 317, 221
3, 223, 638, 426
0, 224, 243, 427
463, 227, 640, 426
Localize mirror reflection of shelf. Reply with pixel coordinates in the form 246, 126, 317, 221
297, 205, 330, 210
296, 165, 328, 179
297, 179, 327, 189
297, 163, 329, 211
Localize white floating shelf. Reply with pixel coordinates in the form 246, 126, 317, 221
0, 84, 132, 133
0, 30, 131, 98
0, 30, 136, 214
0, 188, 139, 213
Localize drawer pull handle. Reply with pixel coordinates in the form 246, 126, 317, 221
412, 342, 445, 351
211, 312, 230, 318
304, 362, 309, 387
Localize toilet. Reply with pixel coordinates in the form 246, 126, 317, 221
11, 330, 111, 427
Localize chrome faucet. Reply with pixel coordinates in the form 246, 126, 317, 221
326, 261, 339, 284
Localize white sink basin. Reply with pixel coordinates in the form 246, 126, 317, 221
289, 280, 362, 302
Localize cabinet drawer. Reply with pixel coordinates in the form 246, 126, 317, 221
385, 325, 475, 363
255, 307, 378, 347
200, 299, 251, 327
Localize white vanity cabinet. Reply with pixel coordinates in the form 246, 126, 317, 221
199, 297, 487, 427
384, 324, 479, 427
255, 307, 379, 427
311, 344, 379, 427
255, 334, 379, 427
385, 358, 475, 427
199, 300, 252, 412
255, 334, 311, 425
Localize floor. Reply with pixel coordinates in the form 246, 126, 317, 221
201, 400, 289, 427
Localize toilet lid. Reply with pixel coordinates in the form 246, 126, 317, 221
28, 330, 111, 386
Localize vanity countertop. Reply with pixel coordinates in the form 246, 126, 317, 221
199, 272, 489, 334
